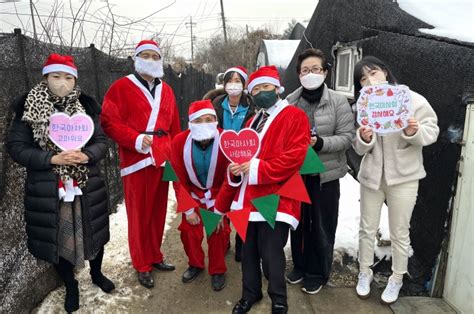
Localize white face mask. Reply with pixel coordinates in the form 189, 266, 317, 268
48, 78, 75, 97
188, 121, 218, 141
134, 56, 164, 78
300, 73, 325, 90
225, 82, 243, 96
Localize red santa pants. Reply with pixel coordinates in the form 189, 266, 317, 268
178, 212, 230, 275
122, 165, 169, 272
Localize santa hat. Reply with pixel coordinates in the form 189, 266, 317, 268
247, 65, 284, 94
224, 66, 248, 82
188, 100, 216, 121
42, 53, 78, 78
135, 40, 161, 57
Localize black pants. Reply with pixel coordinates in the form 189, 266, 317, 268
241, 221, 289, 305
54, 246, 105, 285
235, 233, 243, 257
290, 176, 340, 286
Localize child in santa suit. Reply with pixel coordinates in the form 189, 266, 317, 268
219, 66, 311, 314
170, 100, 232, 292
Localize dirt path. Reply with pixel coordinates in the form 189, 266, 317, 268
34, 189, 391, 313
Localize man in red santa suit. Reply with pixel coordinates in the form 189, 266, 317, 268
170, 99, 232, 292
218, 66, 310, 314
100, 40, 181, 288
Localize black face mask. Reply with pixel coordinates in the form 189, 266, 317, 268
252, 90, 278, 109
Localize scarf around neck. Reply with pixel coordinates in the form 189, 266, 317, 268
21, 81, 89, 188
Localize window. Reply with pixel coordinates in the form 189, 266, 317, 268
334, 46, 361, 97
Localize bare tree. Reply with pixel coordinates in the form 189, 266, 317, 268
194, 26, 278, 74
14, 0, 178, 58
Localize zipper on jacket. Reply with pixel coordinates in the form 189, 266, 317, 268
380, 136, 385, 186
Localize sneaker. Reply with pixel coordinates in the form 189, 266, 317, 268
286, 269, 304, 284
301, 283, 323, 295
356, 270, 373, 299
381, 277, 403, 304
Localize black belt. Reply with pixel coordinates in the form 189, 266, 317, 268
141, 129, 168, 137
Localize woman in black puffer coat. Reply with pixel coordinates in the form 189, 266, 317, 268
6, 53, 114, 313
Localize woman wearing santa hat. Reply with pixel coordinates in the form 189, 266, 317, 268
203, 66, 256, 262
170, 99, 233, 291
203, 66, 255, 132
6, 53, 114, 312
217, 65, 310, 313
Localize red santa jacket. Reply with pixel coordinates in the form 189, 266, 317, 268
217, 99, 310, 230
100, 74, 181, 177
170, 129, 234, 215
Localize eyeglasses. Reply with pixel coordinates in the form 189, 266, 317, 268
300, 66, 324, 75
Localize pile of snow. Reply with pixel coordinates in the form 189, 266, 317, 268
35, 187, 177, 313
335, 174, 392, 261
398, 0, 474, 43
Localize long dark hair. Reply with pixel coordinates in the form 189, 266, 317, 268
353, 56, 398, 100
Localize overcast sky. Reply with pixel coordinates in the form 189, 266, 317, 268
0, 0, 318, 59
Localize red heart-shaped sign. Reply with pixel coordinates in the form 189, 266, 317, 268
219, 128, 260, 164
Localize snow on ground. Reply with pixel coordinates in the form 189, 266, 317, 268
285, 174, 393, 262
35, 174, 409, 311
335, 174, 391, 261
398, 0, 474, 43
34, 187, 177, 313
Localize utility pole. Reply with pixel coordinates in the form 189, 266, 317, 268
220, 0, 228, 44
29, 0, 37, 40
185, 16, 196, 63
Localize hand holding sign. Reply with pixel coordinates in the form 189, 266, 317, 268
229, 163, 242, 176
219, 128, 260, 164
50, 149, 89, 166
359, 126, 374, 143
356, 84, 411, 135
404, 118, 419, 136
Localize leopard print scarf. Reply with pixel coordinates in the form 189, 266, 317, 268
22, 81, 89, 188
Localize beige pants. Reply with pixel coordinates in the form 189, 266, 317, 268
358, 179, 419, 274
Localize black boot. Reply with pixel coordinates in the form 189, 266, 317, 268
89, 247, 115, 293
54, 258, 80, 313
65, 279, 80, 313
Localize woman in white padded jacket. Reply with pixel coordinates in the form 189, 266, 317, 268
352, 56, 439, 305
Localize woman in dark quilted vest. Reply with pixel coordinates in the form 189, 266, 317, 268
6, 53, 114, 313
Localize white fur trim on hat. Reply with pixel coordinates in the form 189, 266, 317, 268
135, 44, 161, 56
247, 76, 283, 93
225, 67, 248, 81
189, 108, 216, 121
42, 64, 78, 78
